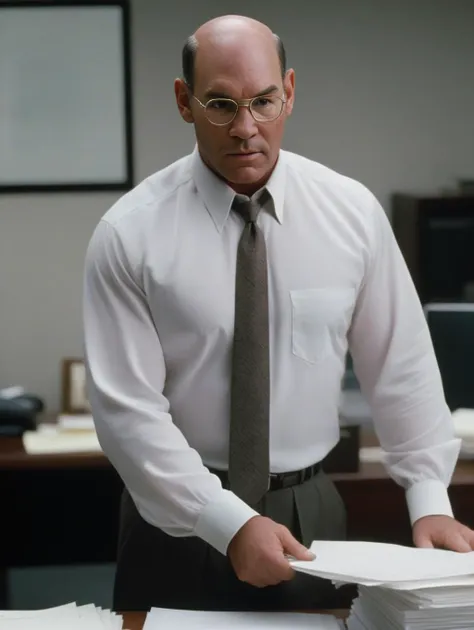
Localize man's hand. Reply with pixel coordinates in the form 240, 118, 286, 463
413, 515, 474, 552
227, 516, 315, 588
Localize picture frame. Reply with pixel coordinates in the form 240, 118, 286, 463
61, 358, 91, 415
0, 0, 134, 193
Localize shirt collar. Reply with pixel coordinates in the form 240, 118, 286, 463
191, 146, 286, 232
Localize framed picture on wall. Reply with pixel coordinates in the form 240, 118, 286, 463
0, 0, 134, 193
61, 358, 91, 415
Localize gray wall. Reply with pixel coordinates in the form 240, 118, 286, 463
1, 0, 474, 412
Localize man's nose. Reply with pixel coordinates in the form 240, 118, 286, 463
229, 106, 258, 139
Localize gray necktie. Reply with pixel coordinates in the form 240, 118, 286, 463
228, 194, 270, 505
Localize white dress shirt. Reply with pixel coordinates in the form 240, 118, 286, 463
83, 147, 461, 556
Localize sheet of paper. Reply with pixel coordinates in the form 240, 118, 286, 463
452, 408, 474, 440
334, 574, 474, 591
0, 620, 85, 630
143, 607, 341, 630
290, 541, 474, 585
0, 603, 76, 618
339, 541, 474, 630
348, 583, 474, 630
22, 429, 101, 454
358, 446, 384, 463
0, 604, 121, 629
57, 414, 95, 431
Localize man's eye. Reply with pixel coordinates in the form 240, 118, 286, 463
208, 100, 234, 111
253, 98, 271, 107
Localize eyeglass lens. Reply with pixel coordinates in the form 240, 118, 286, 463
205, 96, 283, 124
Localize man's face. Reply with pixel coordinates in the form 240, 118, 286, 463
177, 38, 294, 194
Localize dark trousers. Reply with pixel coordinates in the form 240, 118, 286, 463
113, 469, 347, 612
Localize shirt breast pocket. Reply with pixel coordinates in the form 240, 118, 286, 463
290, 288, 355, 364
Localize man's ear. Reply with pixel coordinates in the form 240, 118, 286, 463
283, 69, 295, 117
174, 78, 194, 123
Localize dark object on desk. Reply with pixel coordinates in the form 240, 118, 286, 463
424, 303, 474, 411
0, 394, 43, 437
458, 180, 474, 195
392, 193, 474, 305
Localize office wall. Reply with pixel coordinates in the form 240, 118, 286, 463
1, 0, 473, 411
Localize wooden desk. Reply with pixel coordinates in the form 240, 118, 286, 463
332, 458, 474, 545
1, 429, 474, 606
121, 610, 348, 630
2, 433, 473, 558
0, 437, 123, 569
0, 433, 108, 469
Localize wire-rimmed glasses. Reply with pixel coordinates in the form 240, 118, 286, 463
192, 94, 286, 126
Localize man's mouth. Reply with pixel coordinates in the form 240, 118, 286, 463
228, 151, 262, 157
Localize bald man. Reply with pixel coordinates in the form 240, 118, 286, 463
83, 15, 474, 613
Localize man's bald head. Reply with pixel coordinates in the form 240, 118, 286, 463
174, 14, 294, 196
182, 15, 286, 92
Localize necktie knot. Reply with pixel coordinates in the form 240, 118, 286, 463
232, 195, 262, 224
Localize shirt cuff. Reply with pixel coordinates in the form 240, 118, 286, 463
406, 478, 454, 525
193, 489, 259, 555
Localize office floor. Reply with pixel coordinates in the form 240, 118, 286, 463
9, 564, 115, 610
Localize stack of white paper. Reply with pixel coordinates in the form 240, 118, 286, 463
143, 606, 344, 630
22, 419, 101, 454
0, 602, 123, 629
348, 583, 474, 630
290, 541, 474, 630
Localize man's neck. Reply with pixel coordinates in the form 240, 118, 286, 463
199, 151, 279, 197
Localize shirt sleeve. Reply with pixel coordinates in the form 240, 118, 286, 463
82, 220, 258, 555
347, 193, 461, 525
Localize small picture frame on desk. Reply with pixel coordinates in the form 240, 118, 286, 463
61, 358, 91, 415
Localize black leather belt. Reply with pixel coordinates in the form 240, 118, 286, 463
209, 462, 322, 492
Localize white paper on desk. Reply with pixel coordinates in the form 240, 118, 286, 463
0, 603, 122, 630
143, 607, 341, 630
349, 597, 395, 630
22, 429, 102, 454
76, 604, 112, 630
98, 608, 123, 630
57, 414, 95, 431
358, 446, 384, 463
0, 621, 75, 630
452, 408, 474, 439
452, 408, 474, 458
0, 603, 76, 618
290, 541, 474, 585
334, 574, 474, 590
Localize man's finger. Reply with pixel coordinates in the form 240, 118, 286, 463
280, 528, 315, 561
465, 530, 474, 551
460, 525, 474, 551
413, 531, 434, 548
446, 532, 472, 553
